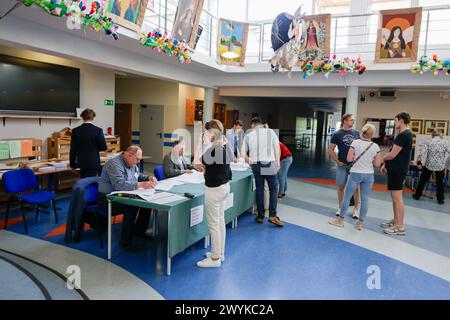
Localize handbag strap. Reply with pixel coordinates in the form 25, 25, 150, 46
350, 142, 374, 168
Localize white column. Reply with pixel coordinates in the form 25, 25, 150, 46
346, 86, 359, 120
203, 88, 214, 123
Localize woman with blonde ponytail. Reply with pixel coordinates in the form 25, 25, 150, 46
329, 123, 382, 230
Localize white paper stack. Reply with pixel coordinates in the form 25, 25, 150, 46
109, 188, 156, 202
38, 166, 56, 173
171, 170, 205, 184
230, 162, 250, 171
155, 179, 185, 191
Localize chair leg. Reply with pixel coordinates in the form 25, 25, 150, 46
20, 201, 29, 234
4, 198, 11, 230
35, 205, 40, 221
51, 200, 59, 224
95, 214, 104, 249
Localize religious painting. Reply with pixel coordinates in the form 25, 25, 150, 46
375, 7, 422, 63
299, 14, 331, 61
172, 0, 205, 49
217, 18, 249, 67
105, 0, 149, 32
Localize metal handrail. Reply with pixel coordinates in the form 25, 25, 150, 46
141, 2, 450, 63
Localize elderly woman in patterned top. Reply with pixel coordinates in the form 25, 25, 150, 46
413, 130, 450, 205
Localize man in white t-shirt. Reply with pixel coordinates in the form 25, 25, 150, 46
329, 124, 382, 230
242, 117, 283, 227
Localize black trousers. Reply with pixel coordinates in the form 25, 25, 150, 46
80, 168, 100, 178
414, 168, 445, 202
98, 193, 151, 245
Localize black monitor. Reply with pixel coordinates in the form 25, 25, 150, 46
0, 54, 80, 116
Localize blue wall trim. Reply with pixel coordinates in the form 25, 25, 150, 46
164, 133, 178, 139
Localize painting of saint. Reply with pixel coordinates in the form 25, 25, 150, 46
172, 0, 205, 49
106, 0, 148, 32
305, 20, 319, 50
375, 7, 422, 63
299, 14, 331, 61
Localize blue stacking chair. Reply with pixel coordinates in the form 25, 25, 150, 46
83, 182, 109, 249
154, 165, 165, 181
2, 168, 58, 233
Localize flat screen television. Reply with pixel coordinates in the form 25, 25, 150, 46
0, 54, 80, 116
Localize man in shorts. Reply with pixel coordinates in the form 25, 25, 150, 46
380, 112, 413, 236
328, 113, 361, 218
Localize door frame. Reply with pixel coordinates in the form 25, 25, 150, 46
114, 103, 132, 151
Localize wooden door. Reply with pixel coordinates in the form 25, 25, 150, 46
114, 104, 132, 151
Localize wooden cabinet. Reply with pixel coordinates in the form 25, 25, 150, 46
213, 103, 227, 125
185, 99, 204, 125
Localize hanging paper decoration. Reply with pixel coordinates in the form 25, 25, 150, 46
21, 0, 119, 40
410, 55, 450, 76
302, 55, 367, 79
139, 29, 192, 64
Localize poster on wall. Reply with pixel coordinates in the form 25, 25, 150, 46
375, 7, 422, 63
217, 18, 249, 67
424, 120, 449, 136
299, 14, 331, 61
172, 0, 205, 49
105, 0, 149, 32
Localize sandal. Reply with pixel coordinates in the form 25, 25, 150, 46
355, 220, 363, 231
329, 218, 344, 228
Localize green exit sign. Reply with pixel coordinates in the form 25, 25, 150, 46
104, 99, 114, 106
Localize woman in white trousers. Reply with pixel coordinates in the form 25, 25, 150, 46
195, 119, 233, 268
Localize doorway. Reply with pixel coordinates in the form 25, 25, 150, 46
139, 105, 164, 163
114, 104, 132, 151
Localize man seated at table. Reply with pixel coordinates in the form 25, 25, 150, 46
163, 139, 194, 178
98, 145, 158, 252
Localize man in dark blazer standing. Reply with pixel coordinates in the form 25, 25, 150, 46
70, 108, 107, 178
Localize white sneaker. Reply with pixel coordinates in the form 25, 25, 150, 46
335, 209, 341, 217
197, 257, 221, 268
352, 206, 360, 219
205, 252, 225, 262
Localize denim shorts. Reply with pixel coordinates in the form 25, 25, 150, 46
336, 164, 350, 186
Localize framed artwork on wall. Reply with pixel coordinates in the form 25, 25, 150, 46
409, 119, 423, 147
424, 120, 449, 136
105, 0, 149, 32
375, 7, 422, 63
299, 14, 331, 61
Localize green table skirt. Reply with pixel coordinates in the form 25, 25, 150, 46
108, 170, 255, 257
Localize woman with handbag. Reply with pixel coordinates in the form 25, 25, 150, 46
329, 124, 382, 230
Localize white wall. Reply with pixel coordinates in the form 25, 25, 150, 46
0, 46, 115, 157
115, 78, 205, 158
357, 91, 450, 129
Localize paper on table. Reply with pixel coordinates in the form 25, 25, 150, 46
172, 170, 205, 184
148, 192, 186, 205
230, 162, 250, 171
8, 141, 21, 159
155, 179, 185, 191
109, 188, 156, 201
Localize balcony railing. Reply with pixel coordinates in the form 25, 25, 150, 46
142, 2, 450, 64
